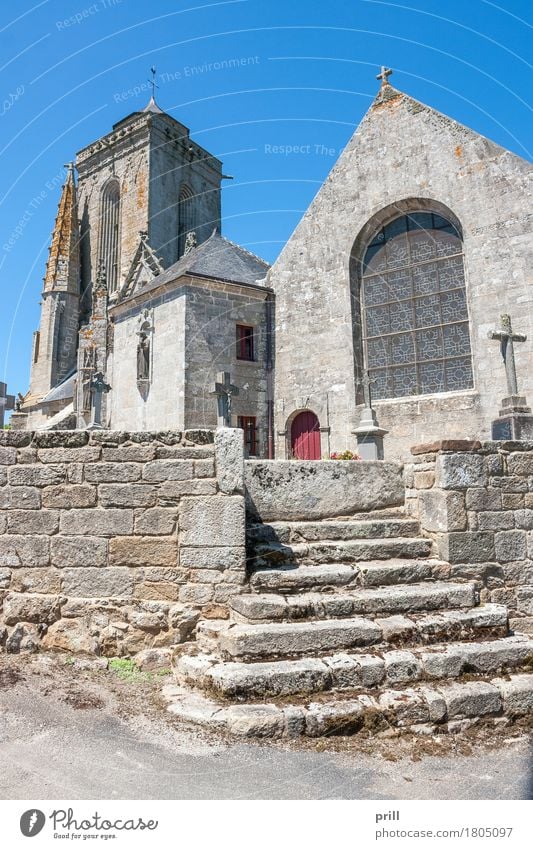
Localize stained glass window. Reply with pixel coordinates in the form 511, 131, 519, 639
361, 212, 473, 399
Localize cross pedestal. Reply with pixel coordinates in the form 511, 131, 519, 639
488, 314, 533, 440
352, 373, 388, 460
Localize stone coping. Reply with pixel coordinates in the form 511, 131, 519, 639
0, 429, 215, 448
411, 439, 533, 456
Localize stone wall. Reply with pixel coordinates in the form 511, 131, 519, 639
245, 459, 404, 521
109, 277, 270, 445
184, 280, 270, 452
406, 439, 533, 632
0, 428, 245, 658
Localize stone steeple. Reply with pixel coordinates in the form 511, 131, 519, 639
43, 163, 80, 294
25, 166, 81, 421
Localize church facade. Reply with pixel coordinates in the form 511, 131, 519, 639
16, 75, 532, 461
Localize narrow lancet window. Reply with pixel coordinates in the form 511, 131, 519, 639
100, 180, 120, 292
178, 185, 194, 258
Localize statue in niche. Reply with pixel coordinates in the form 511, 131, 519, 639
137, 333, 150, 381
82, 346, 95, 370
82, 376, 93, 412
80, 345, 96, 412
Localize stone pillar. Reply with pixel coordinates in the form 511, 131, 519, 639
178, 427, 247, 608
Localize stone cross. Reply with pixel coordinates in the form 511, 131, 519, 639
89, 372, 111, 430
353, 371, 387, 460
210, 371, 239, 427
376, 66, 393, 86
488, 314, 527, 397
358, 371, 377, 410
0, 382, 15, 428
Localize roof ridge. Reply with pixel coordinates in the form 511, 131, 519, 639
216, 233, 270, 267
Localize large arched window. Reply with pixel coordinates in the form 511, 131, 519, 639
178, 185, 194, 257
360, 211, 473, 399
100, 180, 120, 292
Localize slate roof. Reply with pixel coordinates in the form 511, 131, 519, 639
41, 370, 76, 404
119, 230, 270, 304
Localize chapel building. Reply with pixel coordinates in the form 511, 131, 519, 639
16, 74, 533, 461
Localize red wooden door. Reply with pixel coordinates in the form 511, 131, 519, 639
291, 411, 321, 460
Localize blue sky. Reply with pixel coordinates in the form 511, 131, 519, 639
0, 0, 531, 400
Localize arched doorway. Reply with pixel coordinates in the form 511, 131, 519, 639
290, 411, 321, 459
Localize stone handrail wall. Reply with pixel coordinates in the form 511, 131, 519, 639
244, 459, 405, 521
405, 439, 533, 632
0, 427, 245, 657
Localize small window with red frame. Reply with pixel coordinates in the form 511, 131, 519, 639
236, 324, 255, 361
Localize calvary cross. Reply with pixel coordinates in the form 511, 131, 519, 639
488, 314, 527, 398
358, 371, 377, 409
210, 371, 239, 427
89, 372, 111, 430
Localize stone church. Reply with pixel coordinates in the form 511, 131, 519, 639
16, 73, 532, 461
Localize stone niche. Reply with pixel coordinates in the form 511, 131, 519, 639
0, 427, 245, 659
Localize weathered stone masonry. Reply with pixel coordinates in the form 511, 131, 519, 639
0, 428, 245, 657
406, 439, 533, 632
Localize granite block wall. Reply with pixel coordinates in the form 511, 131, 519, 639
406, 439, 533, 632
0, 428, 245, 658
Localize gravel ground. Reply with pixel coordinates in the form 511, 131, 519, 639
0, 653, 532, 800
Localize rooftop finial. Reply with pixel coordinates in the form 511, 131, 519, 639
148, 65, 158, 100
376, 66, 393, 87
144, 66, 164, 113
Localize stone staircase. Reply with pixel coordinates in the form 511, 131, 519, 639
164, 509, 533, 738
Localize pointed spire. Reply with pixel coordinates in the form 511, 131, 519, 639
43, 163, 80, 294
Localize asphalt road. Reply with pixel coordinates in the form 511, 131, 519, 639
0, 656, 532, 800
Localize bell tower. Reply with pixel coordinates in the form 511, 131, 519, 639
75, 96, 223, 309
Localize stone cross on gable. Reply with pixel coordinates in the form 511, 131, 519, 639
210, 371, 239, 427
376, 66, 393, 86
488, 314, 527, 398
88, 371, 111, 430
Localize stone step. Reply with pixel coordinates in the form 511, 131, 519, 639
196, 604, 508, 654
249, 559, 448, 593
230, 581, 477, 624
220, 586, 479, 659
163, 672, 533, 738
247, 517, 421, 545
177, 636, 533, 699
249, 537, 433, 568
